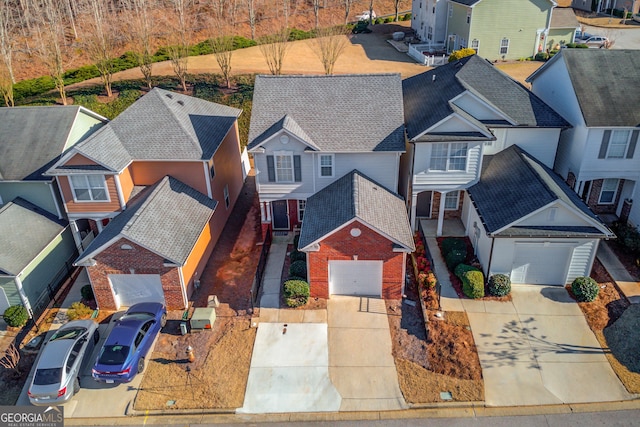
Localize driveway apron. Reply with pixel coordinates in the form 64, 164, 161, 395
466, 285, 631, 407
328, 296, 407, 411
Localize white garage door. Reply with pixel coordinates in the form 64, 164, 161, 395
511, 243, 573, 285
108, 274, 165, 309
329, 260, 383, 297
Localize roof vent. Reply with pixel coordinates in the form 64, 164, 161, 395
432, 74, 436, 82
177, 100, 184, 106
166, 93, 173, 99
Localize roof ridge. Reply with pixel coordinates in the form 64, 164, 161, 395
154, 89, 204, 157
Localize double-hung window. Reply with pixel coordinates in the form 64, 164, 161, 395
276, 154, 294, 182
430, 143, 468, 171
266, 153, 301, 182
319, 154, 334, 177
444, 191, 460, 210
69, 175, 109, 201
599, 179, 619, 204
608, 130, 631, 158
471, 39, 479, 54
500, 38, 509, 55
298, 200, 306, 222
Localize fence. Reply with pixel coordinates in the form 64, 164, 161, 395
408, 43, 448, 66
418, 221, 442, 311
30, 254, 78, 324
251, 225, 273, 307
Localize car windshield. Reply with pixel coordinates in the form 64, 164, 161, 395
50, 327, 86, 341
120, 312, 154, 321
33, 368, 62, 385
98, 345, 130, 365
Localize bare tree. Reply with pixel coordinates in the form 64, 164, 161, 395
311, 25, 349, 75
210, 35, 234, 89
122, 0, 156, 89
312, 0, 320, 28
32, 0, 68, 104
247, 0, 257, 39
165, 0, 193, 91
368, 0, 374, 26
80, 0, 120, 97
342, 0, 353, 24
0, 343, 20, 374
258, 27, 290, 75
0, 0, 17, 84
393, 0, 400, 21
0, 63, 13, 106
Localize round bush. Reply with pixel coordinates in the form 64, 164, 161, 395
81, 284, 95, 301
571, 276, 599, 302
445, 249, 466, 271
289, 250, 306, 262
462, 270, 485, 299
67, 301, 93, 320
283, 279, 310, 308
289, 260, 307, 279
488, 274, 511, 297
441, 237, 467, 256
3, 305, 28, 327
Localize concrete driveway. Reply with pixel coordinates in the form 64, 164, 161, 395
466, 285, 631, 407
328, 296, 406, 411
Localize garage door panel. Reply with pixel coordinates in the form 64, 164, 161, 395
329, 261, 382, 297
511, 244, 572, 285
108, 274, 165, 309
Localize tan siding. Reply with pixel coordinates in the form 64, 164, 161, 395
65, 153, 98, 166
59, 174, 122, 214
129, 161, 208, 196
182, 220, 215, 297
119, 167, 135, 204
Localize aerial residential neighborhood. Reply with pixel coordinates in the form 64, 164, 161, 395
0, 0, 640, 423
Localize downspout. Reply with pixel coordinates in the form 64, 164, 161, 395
13, 275, 34, 318
47, 181, 64, 220
486, 235, 495, 278
178, 267, 189, 310
113, 175, 127, 211
203, 161, 213, 199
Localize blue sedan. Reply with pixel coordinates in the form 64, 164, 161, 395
92, 302, 166, 383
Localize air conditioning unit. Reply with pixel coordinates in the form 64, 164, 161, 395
194, 279, 201, 289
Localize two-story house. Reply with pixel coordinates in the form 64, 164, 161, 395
527, 49, 640, 228
45, 88, 245, 310
248, 74, 414, 299
411, 0, 557, 60
402, 54, 612, 286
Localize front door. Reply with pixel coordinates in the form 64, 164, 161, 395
272, 200, 289, 230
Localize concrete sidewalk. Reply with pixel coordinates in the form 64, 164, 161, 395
597, 242, 640, 304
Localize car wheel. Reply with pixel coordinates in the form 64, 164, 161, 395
73, 377, 80, 394
137, 357, 145, 374
160, 313, 167, 328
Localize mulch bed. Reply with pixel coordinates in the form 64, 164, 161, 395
280, 243, 326, 310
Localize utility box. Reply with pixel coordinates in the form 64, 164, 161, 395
190, 307, 216, 330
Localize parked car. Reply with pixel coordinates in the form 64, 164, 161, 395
574, 30, 594, 42
583, 36, 609, 48
356, 10, 376, 21
28, 320, 100, 406
91, 302, 166, 383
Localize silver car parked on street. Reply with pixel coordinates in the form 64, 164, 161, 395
28, 319, 100, 406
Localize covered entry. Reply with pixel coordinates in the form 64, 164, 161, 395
511, 243, 573, 285
328, 260, 383, 297
108, 274, 165, 309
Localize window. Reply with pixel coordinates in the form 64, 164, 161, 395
466, 9, 471, 23
608, 130, 631, 158
471, 39, 479, 53
448, 4, 453, 17
69, 175, 108, 201
599, 179, 619, 204
266, 154, 301, 182
444, 191, 460, 210
276, 154, 294, 182
319, 154, 334, 177
210, 163, 215, 179
500, 38, 509, 55
224, 185, 230, 209
298, 200, 306, 222
432, 6, 435, 13
430, 143, 468, 171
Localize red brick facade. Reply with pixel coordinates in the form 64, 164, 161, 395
307, 221, 406, 299
86, 238, 186, 310
431, 191, 463, 220
587, 179, 624, 215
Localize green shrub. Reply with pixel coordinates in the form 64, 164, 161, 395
534, 52, 549, 61
448, 47, 476, 62
455, 263, 479, 279
462, 270, 485, 299
289, 260, 307, 279
232, 36, 258, 49
488, 274, 511, 297
3, 305, 28, 327
67, 302, 93, 320
384, 17, 393, 23
352, 20, 371, 34
612, 221, 640, 255
283, 279, 310, 307
289, 250, 306, 262
13, 76, 56, 101
446, 249, 466, 271
402, 13, 412, 20
288, 28, 315, 41
571, 277, 599, 302
374, 17, 384, 25
441, 237, 467, 256
81, 285, 95, 301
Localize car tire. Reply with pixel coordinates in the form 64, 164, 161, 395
138, 357, 145, 374
73, 377, 80, 394
160, 313, 167, 328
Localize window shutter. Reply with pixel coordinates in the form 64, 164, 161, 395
266, 156, 275, 182
626, 130, 639, 159
294, 155, 302, 182
598, 130, 611, 159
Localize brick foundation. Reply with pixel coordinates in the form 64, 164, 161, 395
431, 192, 463, 220
587, 179, 625, 215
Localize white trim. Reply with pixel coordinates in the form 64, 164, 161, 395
598, 178, 619, 205
178, 267, 188, 309
606, 130, 633, 159
69, 174, 111, 203
46, 181, 64, 219
13, 276, 33, 317
113, 175, 127, 210
273, 151, 295, 183
318, 154, 335, 178
450, 91, 517, 126
444, 190, 460, 210
429, 142, 469, 172
248, 130, 319, 153
203, 161, 213, 199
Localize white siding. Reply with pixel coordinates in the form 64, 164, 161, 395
517, 203, 591, 227
554, 126, 587, 180
566, 240, 597, 284
412, 142, 482, 191
484, 127, 560, 168
453, 92, 509, 122
329, 152, 399, 193
465, 193, 493, 277
576, 128, 640, 182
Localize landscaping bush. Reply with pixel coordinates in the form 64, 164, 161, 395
67, 302, 93, 320
384, 17, 393, 23
571, 276, 599, 302
441, 237, 467, 256
289, 260, 307, 279
81, 285, 95, 301
283, 279, 310, 307
374, 17, 384, 24
454, 263, 479, 279
401, 13, 412, 20
445, 249, 466, 271
288, 28, 315, 41
351, 20, 371, 34
461, 270, 485, 299
612, 221, 640, 255
566, 43, 588, 49
289, 250, 306, 262
488, 273, 511, 297
293, 233, 300, 249
3, 305, 28, 328
534, 52, 549, 61
448, 47, 476, 62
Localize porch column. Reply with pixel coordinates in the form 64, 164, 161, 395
70, 220, 83, 252
96, 219, 104, 233
260, 201, 266, 222
437, 191, 447, 237
265, 202, 272, 222
410, 192, 418, 231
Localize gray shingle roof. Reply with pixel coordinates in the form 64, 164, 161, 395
557, 49, 640, 127
402, 55, 569, 141
0, 198, 66, 275
250, 115, 320, 150
47, 88, 241, 174
248, 74, 405, 152
76, 176, 218, 266
0, 106, 99, 180
298, 170, 415, 251
496, 225, 607, 237
467, 145, 610, 236
550, 7, 579, 28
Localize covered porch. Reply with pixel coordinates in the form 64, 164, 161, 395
419, 218, 466, 237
